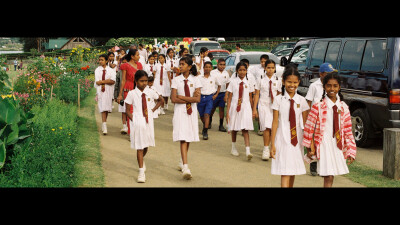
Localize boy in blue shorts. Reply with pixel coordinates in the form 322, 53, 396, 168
210, 58, 230, 132
197, 61, 221, 140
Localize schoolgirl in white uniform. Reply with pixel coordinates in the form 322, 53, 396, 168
107, 52, 118, 110
170, 56, 202, 180
94, 54, 116, 135
153, 54, 170, 114
147, 76, 161, 119
270, 64, 310, 188
124, 70, 164, 183
252, 60, 282, 160
226, 62, 255, 161
143, 54, 157, 77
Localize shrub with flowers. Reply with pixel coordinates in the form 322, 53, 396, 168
70, 45, 106, 64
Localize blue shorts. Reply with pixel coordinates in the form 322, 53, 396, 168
212, 92, 225, 108
197, 94, 214, 117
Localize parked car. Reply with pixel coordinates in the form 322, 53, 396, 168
207, 49, 230, 69
273, 48, 293, 60
280, 37, 399, 147
224, 51, 284, 78
270, 42, 296, 54
189, 40, 222, 56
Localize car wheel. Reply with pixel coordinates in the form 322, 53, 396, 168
351, 108, 372, 147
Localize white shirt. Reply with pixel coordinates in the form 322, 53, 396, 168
144, 63, 157, 77
255, 73, 282, 105
305, 78, 324, 106
271, 91, 309, 146
248, 64, 264, 81
227, 76, 255, 104
139, 55, 146, 66
211, 69, 230, 93
198, 73, 221, 95
94, 65, 116, 92
155, 63, 170, 81
171, 74, 203, 111
138, 48, 147, 61
229, 72, 257, 90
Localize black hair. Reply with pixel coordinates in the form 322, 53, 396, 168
218, 58, 225, 63
99, 53, 108, 61
260, 54, 269, 61
281, 64, 300, 95
152, 51, 159, 63
240, 58, 250, 65
179, 56, 197, 76
139, 44, 143, 47
235, 61, 248, 80
321, 72, 344, 102
107, 51, 115, 57
236, 43, 241, 48
261, 59, 276, 79
146, 54, 155, 64
126, 49, 138, 62
134, 70, 148, 82
203, 61, 213, 69
121, 54, 128, 62
148, 76, 155, 83
167, 48, 174, 58
207, 52, 213, 59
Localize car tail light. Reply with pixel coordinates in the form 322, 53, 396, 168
390, 89, 400, 104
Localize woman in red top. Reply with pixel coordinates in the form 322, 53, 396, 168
117, 48, 143, 134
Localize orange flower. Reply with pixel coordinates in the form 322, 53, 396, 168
81, 67, 87, 70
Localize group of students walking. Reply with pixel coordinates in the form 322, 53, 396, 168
93, 44, 357, 187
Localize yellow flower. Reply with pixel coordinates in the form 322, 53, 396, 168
68, 133, 71, 136
59, 127, 63, 130
1, 95, 5, 99
52, 129, 55, 131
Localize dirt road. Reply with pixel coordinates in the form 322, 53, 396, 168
96, 101, 365, 187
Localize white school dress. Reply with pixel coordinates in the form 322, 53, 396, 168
108, 60, 118, 105
167, 57, 178, 80
226, 76, 254, 131
124, 87, 159, 150
144, 63, 157, 77
153, 63, 171, 97
94, 66, 116, 113
148, 85, 161, 118
171, 74, 203, 142
211, 69, 230, 93
255, 73, 282, 130
270, 91, 309, 175
317, 97, 349, 176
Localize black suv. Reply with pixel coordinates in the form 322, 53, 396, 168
280, 37, 399, 147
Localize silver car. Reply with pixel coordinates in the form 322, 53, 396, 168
224, 51, 284, 78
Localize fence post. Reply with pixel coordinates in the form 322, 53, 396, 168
50, 85, 53, 100
383, 128, 400, 180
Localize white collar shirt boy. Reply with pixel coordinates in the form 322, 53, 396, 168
198, 73, 220, 95
305, 78, 323, 106
211, 69, 230, 93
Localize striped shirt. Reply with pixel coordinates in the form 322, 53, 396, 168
302, 97, 357, 160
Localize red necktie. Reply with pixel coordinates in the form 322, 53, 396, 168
236, 81, 244, 112
171, 60, 174, 80
269, 80, 274, 103
289, 99, 298, 146
150, 65, 153, 72
184, 79, 192, 115
333, 105, 342, 150
142, 93, 148, 123
160, 65, 163, 85
101, 69, 106, 92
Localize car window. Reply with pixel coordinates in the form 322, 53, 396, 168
225, 56, 231, 65
310, 41, 328, 68
239, 54, 262, 64
339, 40, 365, 71
289, 44, 310, 72
324, 41, 341, 68
229, 56, 236, 66
361, 39, 387, 72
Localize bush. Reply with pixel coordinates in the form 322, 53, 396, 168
0, 99, 77, 187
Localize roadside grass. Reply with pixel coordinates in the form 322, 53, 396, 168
344, 161, 400, 187
73, 88, 105, 187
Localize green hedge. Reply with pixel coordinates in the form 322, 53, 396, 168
0, 99, 78, 187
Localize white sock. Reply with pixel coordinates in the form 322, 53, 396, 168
264, 146, 270, 151
139, 168, 145, 173
232, 142, 236, 149
183, 164, 188, 170
246, 146, 251, 154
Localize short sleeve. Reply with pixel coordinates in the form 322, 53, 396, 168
194, 77, 202, 89
171, 77, 178, 89
254, 78, 261, 90
271, 95, 281, 111
301, 97, 310, 112
149, 89, 159, 100
110, 70, 116, 81
120, 63, 127, 71
248, 79, 255, 93
124, 91, 134, 105
305, 83, 315, 101
227, 79, 234, 93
